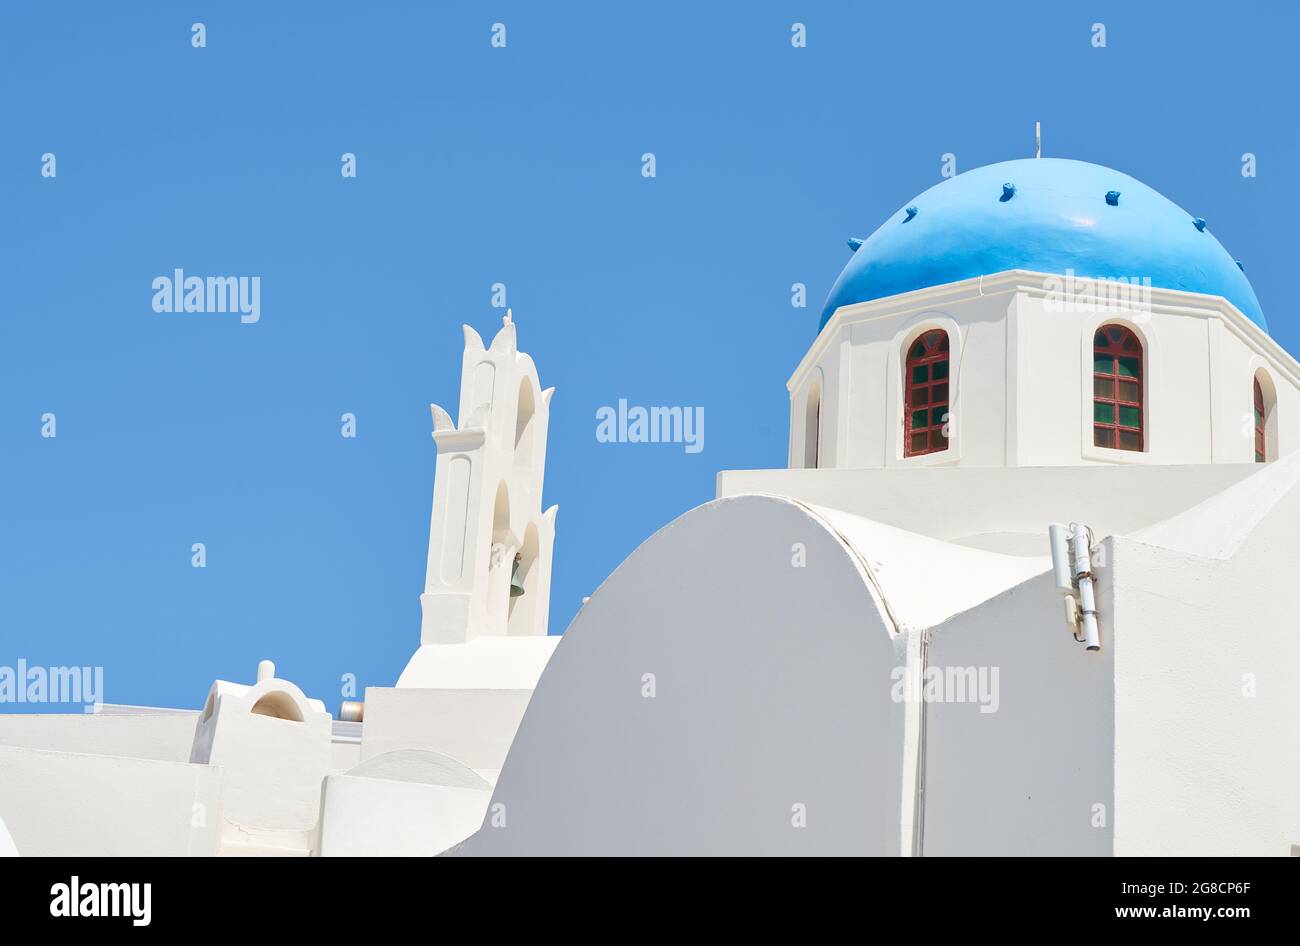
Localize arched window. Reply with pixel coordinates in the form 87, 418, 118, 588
1093, 325, 1143, 451
904, 330, 950, 457
803, 378, 821, 469
1253, 372, 1276, 463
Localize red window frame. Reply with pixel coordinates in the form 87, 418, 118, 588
903, 330, 950, 457
1254, 377, 1266, 463
1093, 325, 1143, 451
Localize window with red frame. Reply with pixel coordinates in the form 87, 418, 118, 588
1254, 377, 1266, 462
1093, 325, 1143, 451
904, 330, 950, 457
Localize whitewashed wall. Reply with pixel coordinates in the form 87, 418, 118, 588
792, 272, 1300, 471
360, 686, 536, 783
0, 711, 197, 763
460, 495, 908, 856
1109, 483, 1300, 854
0, 746, 221, 856
921, 572, 1115, 855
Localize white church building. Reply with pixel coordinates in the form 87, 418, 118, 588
2, 157, 1298, 856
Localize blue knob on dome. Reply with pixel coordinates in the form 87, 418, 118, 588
1193, 217, 1207, 231
1001, 183, 1016, 202
1106, 190, 1121, 206
847, 237, 864, 252
903, 206, 918, 222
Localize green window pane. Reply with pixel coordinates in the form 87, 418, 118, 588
1254, 408, 1264, 426
911, 410, 929, 429
932, 408, 948, 428
910, 340, 926, 359
1094, 355, 1112, 374
1094, 402, 1115, 423
911, 364, 929, 384
1117, 357, 1140, 378
932, 382, 948, 403
932, 360, 949, 380
1093, 329, 1107, 347
1118, 405, 1141, 427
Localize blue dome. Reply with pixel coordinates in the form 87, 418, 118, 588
821, 158, 1265, 332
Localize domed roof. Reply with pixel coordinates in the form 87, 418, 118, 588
821, 158, 1265, 332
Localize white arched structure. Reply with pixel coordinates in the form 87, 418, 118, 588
459, 494, 1044, 855
412, 315, 558, 651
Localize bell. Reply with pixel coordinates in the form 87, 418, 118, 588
510, 556, 526, 598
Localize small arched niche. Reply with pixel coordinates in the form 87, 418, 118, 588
250, 690, 304, 722
492, 480, 512, 545
513, 380, 537, 484
803, 377, 822, 469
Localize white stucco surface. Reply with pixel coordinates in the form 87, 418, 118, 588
317, 774, 491, 857
920, 571, 1115, 855
190, 676, 332, 837
317, 749, 492, 856
0, 710, 199, 763
719, 465, 1255, 551
803, 501, 1047, 632
397, 636, 559, 689
460, 494, 908, 855
1110, 474, 1300, 854
0, 745, 221, 856
0, 813, 17, 857
360, 686, 534, 773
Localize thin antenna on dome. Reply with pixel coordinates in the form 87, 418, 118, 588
1035, 121, 1042, 159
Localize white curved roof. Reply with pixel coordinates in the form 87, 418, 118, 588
796, 500, 1049, 634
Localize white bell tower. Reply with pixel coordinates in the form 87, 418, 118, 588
418, 312, 558, 643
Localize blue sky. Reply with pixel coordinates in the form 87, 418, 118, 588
2, 1, 1296, 712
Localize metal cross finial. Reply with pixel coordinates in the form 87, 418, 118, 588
1035, 121, 1041, 159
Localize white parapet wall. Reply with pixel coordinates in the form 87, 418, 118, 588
316, 749, 493, 856
317, 775, 491, 857
0, 707, 200, 763
0, 745, 222, 856
717, 465, 1256, 555
360, 684, 538, 783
